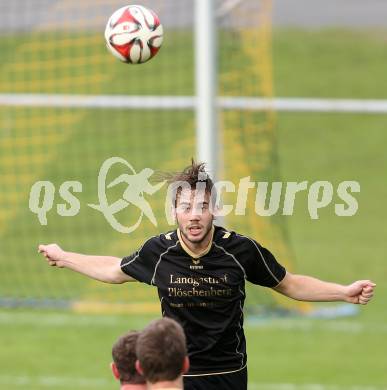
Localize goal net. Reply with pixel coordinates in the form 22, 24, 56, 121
0, 0, 307, 314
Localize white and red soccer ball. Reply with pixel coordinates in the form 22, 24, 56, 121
105, 5, 163, 64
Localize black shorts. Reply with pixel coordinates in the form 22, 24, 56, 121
183, 367, 247, 390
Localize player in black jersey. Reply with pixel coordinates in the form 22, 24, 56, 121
39, 161, 375, 390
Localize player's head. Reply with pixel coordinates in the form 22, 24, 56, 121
169, 159, 215, 244
111, 331, 146, 389
135, 317, 189, 385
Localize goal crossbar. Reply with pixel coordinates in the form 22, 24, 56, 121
1, 94, 387, 113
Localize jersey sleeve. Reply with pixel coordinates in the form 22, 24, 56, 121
243, 238, 286, 287
120, 237, 160, 285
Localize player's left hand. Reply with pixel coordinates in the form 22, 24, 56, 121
345, 280, 376, 305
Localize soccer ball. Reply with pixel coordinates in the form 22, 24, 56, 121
104, 5, 163, 64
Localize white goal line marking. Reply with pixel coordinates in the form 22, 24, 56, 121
0, 375, 384, 390
0, 375, 109, 388
1, 93, 387, 113
1, 312, 387, 333
247, 318, 387, 334
0, 311, 149, 328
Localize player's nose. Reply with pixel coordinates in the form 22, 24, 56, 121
189, 208, 202, 219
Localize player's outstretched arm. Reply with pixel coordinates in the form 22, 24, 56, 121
273, 272, 375, 305
38, 244, 135, 284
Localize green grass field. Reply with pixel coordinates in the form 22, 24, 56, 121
0, 28, 387, 388
1, 308, 386, 389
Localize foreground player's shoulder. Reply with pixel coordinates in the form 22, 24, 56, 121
213, 225, 234, 244
160, 229, 178, 243
234, 232, 286, 287
135, 230, 178, 256
214, 227, 286, 285
154, 230, 179, 248
121, 230, 179, 285
213, 226, 254, 251
231, 231, 276, 262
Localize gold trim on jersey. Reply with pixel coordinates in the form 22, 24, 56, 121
177, 226, 214, 259
164, 232, 174, 240
222, 231, 231, 239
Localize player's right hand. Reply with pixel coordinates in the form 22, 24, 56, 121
38, 244, 66, 267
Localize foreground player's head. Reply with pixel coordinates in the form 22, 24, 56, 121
111, 331, 146, 389
135, 317, 189, 388
169, 159, 215, 245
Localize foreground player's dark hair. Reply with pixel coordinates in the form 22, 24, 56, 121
136, 317, 187, 383
168, 158, 214, 193
162, 158, 216, 207
112, 331, 146, 385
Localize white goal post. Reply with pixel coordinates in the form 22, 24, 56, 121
195, 0, 219, 180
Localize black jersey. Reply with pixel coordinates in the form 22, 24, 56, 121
121, 225, 286, 375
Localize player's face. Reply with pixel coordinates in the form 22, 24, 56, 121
175, 188, 214, 244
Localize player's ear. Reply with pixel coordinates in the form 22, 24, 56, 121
182, 356, 190, 374
111, 362, 120, 380
135, 360, 144, 375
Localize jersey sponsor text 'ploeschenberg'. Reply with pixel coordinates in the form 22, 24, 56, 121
121, 225, 286, 375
